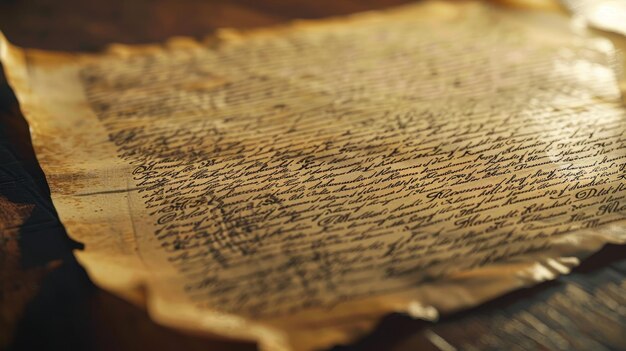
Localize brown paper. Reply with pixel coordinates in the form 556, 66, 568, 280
1, 1, 626, 350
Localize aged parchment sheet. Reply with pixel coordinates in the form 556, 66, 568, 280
561, 0, 626, 36
2, 1, 626, 350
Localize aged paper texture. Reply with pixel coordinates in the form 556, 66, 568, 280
2, 1, 626, 350
561, 0, 626, 36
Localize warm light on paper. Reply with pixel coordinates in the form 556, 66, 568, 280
1, 1, 625, 350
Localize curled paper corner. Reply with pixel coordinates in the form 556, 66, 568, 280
569, 0, 626, 37
406, 301, 440, 321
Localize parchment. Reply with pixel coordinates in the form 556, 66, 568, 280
2, 1, 626, 350
560, 0, 626, 36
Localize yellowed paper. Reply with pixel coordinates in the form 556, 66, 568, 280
2, 1, 626, 350
561, 0, 626, 36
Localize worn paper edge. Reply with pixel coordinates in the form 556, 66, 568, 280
1, 2, 626, 350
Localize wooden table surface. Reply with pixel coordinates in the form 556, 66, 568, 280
0, 1, 624, 350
